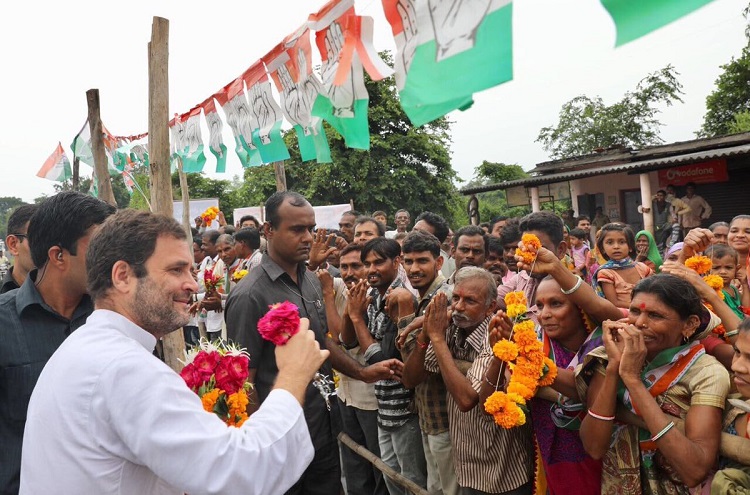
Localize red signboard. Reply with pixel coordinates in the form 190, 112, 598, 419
657, 159, 729, 187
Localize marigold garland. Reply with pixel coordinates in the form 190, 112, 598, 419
685, 255, 712, 275
201, 206, 220, 227
231, 269, 249, 283
487, 289, 558, 428
515, 233, 543, 265
683, 256, 729, 341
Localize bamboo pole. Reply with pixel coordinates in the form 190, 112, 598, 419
337, 433, 429, 495
86, 89, 116, 206
273, 161, 287, 192
72, 157, 80, 191
148, 16, 185, 371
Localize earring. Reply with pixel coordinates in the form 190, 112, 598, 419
682, 335, 689, 345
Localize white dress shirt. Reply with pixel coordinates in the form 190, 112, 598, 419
20, 309, 313, 495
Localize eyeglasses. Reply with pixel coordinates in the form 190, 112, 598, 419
10, 234, 27, 241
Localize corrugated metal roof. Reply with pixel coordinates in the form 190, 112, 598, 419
460, 143, 750, 195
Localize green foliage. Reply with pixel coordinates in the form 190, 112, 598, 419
235, 52, 464, 225
728, 110, 750, 134
53, 174, 132, 209
537, 66, 684, 159
699, 46, 750, 137
463, 161, 530, 223
171, 171, 249, 224
0, 197, 28, 238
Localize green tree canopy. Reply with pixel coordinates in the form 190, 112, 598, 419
0, 197, 28, 238
236, 52, 463, 225
699, 47, 750, 137
537, 66, 684, 159
462, 161, 530, 223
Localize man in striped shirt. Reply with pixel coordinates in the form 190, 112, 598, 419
421, 267, 533, 494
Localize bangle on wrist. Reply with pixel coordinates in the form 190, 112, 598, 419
484, 371, 503, 389
650, 421, 675, 442
725, 329, 740, 338
561, 275, 583, 295
587, 409, 615, 421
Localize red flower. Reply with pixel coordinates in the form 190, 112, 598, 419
193, 351, 221, 383
225, 354, 249, 383
258, 301, 301, 346
179, 363, 202, 390
215, 358, 243, 395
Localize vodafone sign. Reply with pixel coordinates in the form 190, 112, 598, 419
657, 159, 729, 187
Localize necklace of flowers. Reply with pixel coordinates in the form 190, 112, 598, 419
484, 234, 558, 429
684, 255, 727, 340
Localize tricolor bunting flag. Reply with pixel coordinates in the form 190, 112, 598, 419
309, 0, 393, 150
216, 79, 262, 168
170, 107, 207, 173
200, 97, 228, 173
601, 0, 716, 47
70, 120, 122, 175
264, 27, 332, 163
382, 0, 513, 126
242, 61, 291, 164
37, 142, 71, 182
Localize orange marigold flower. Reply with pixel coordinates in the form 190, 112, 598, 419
515, 248, 536, 265
703, 274, 724, 291
538, 358, 558, 387
484, 391, 509, 415
506, 392, 527, 405
514, 356, 542, 378
685, 255, 712, 275
504, 291, 528, 307
525, 349, 545, 368
513, 320, 535, 334
201, 388, 221, 413
521, 233, 542, 251
508, 380, 535, 400
493, 401, 526, 429
227, 391, 249, 416
514, 334, 543, 355
493, 340, 519, 362
513, 372, 539, 391
506, 303, 528, 319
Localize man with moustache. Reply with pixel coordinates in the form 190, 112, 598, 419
421, 267, 533, 494
484, 236, 508, 286
447, 225, 488, 285
386, 209, 411, 239
21, 210, 328, 494
499, 219, 522, 285
339, 210, 360, 243
354, 216, 385, 245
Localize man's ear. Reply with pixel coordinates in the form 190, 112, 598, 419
556, 241, 568, 260
5, 236, 19, 257
111, 260, 135, 294
435, 255, 444, 271
263, 222, 273, 239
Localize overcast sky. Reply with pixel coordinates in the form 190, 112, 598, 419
1, 0, 746, 203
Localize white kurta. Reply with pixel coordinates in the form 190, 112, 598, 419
20, 309, 313, 495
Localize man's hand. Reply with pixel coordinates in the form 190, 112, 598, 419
275, 318, 330, 404
316, 268, 335, 296
423, 292, 450, 342
487, 310, 512, 348
515, 246, 562, 275
347, 280, 370, 322
194, 216, 203, 228
360, 358, 404, 383
397, 315, 424, 349
217, 211, 227, 227
309, 228, 337, 271
202, 291, 223, 312
384, 287, 416, 322
680, 228, 713, 260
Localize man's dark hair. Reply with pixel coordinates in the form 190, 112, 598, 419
372, 210, 387, 218
340, 243, 363, 258
487, 236, 503, 256
190, 227, 199, 238
239, 215, 260, 228
415, 211, 450, 243
87, 210, 186, 301
355, 216, 386, 237
265, 191, 308, 228
656, 189, 667, 196
203, 229, 221, 245
28, 192, 116, 268
7, 204, 39, 235
518, 211, 563, 247
499, 218, 521, 246
234, 227, 260, 250
221, 225, 236, 236
402, 230, 441, 258
576, 215, 590, 223
361, 237, 401, 262
490, 216, 508, 231
453, 225, 489, 253
342, 210, 361, 218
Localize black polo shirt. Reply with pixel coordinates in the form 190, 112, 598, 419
225, 253, 334, 450
0, 271, 93, 494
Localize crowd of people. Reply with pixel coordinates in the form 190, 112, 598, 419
0, 185, 749, 495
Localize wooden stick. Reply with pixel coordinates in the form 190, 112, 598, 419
86, 89, 116, 206
147, 16, 184, 371
273, 161, 287, 192
337, 432, 429, 495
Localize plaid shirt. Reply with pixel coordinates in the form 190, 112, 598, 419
400, 274, 452, 435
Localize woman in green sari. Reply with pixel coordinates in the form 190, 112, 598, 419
635, 230, 663, 272
577, 274, 730, 494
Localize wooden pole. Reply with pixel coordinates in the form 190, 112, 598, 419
86, 89, 116, 206
273, 161, 287, 192
178, 159, 192, 241
148, 16, 185, 371
72, 157, 80, 191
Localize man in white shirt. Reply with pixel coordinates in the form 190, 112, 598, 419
20, 209, 328, 495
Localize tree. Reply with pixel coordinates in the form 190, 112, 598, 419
462, 161, 530, 223
235, 52, 464, 225
53, 175, 132, 209
171, 171, 247, 224
537, 66, 684, 159
699, 47, 750, 137
0, 197, 28, 238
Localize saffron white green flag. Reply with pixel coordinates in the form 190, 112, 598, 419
309, 0, 393, 150
70, 120, 121, 175
382, 0, 513, 126
170, 107, 207, 173
216, 79, 262, 168
37, 142, 71, 182
242, 61, 291, 164
200, 96, 228, 173
601, 0, 716, 46
264, 27, 332, 163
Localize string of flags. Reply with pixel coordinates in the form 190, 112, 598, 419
38, 0, 716, 182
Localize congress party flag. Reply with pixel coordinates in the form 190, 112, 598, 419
601, 0, 716, 47
169, 107, 207, 173
216, 79, 262, 168
242, 61, 291, 164
37, 142, 71, 182
309, 0, 393, 150
382, 0, 513, 126
264, 27, 332, 163
70, 119, 121, 174
200, 97, 228, 173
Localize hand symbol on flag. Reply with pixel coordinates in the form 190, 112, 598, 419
322, 22, 355, 118
428, 0, 491, 61
396, 0, 418, 74
205, 111, 225, 157
249, 83, 276, 145
279, 63, 314, 132
232, 96, 258, 149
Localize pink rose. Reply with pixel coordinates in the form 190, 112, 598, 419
225, 354, 249, 383
193, 351, 220, 382
257, 301, 301, 346
214, 358, 243, 395
180, 363, 202, 390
